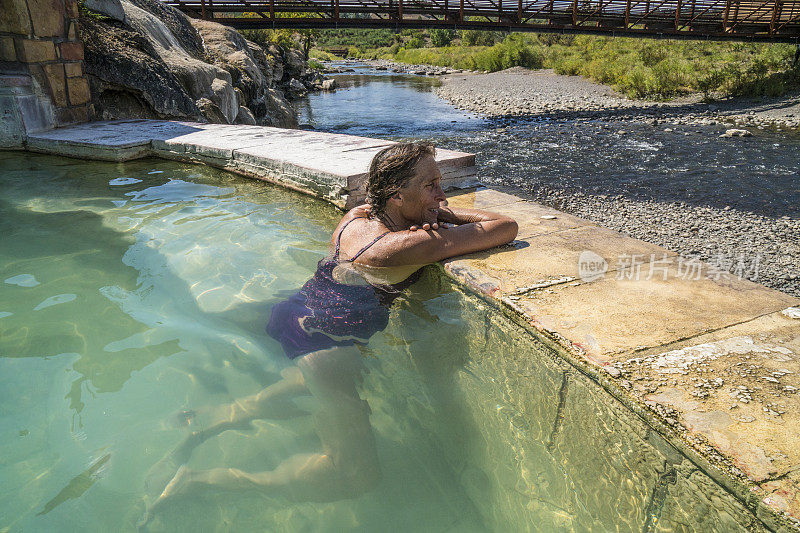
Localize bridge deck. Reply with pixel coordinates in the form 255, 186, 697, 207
162, 0, 800, 42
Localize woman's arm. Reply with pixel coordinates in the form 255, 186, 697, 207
436, 206, 501, 226
408, 206, 504, 231
359, 210, 518, 267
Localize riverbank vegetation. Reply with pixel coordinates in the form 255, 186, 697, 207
310, 29, 799, 100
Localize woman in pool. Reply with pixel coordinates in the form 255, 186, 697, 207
144, 142, 517, 516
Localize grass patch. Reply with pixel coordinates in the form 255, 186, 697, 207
546, 36, 798, 99
314, 33, 799, 100
392, 35, 544, 71
309, 49, 337, 61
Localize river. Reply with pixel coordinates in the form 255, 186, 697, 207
296, 63, 800, 219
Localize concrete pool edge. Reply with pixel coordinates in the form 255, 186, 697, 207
11, 120, 800, 531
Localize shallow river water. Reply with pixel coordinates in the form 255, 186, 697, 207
299, 64, 800, 218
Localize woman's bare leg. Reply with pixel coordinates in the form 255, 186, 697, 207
147, 345, 380, 512
176, 367, 308, 429
145, 367, 308, 498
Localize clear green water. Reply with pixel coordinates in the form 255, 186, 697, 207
0, 152, 762, 532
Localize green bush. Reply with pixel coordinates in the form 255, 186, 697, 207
471, 34, 543, 71
406, 37, 425, 49
619, 65, 654, 98
638, 43, 669, 67
430, 28, 456, 47
552, 55, 583, 75
309, 49, 337, 61
460, 29, 500, 46
536, 33, 574, 47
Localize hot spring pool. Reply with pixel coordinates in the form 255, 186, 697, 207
0, 152, 765, 531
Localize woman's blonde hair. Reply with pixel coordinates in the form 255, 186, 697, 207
366, 142, 435, 219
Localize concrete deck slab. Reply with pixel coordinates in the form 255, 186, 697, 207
503, 263, 796, 364
445, 224, 671, 298
26, 119, 205, 160
24, 120, 477, 207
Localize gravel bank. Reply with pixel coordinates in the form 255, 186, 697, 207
429, 67, 799, 298
436, 67, 800, 132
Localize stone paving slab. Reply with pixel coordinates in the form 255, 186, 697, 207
505, 262, 795, 364
447, 189, 596, 238
608, 308, 800, 522
26, 119, 205, 160
446, 225, 674, 297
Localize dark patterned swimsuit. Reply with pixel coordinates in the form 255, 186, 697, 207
266, 217, 419, 359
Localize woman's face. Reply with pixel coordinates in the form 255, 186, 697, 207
397, 155, 447, 226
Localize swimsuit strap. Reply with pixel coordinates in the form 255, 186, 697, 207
334, 215, 390, 261
334, 216, 365, 259
350, 231, 390, 261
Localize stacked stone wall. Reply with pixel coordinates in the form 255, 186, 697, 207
0, 0, 90, 125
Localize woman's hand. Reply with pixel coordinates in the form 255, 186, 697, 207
408, 201, 450, 231
408, 222, 439, 231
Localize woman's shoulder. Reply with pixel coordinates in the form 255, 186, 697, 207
347, 204, 372, 219
334, 207, 387, 253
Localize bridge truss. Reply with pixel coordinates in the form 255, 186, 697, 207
162, 0, 800, 42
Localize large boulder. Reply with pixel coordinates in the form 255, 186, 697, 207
120, 1, 238, 123
80, 0, 300, 127
283, 49, 307, 81
126, 0, 204, 58
262, 88, 296, 128
80, 16, 201, 120
288, 78, 307, 98
196, 97, 227, 123
235, 105, 257, 125
84, 0, 126, 23
190, 18, 296, 128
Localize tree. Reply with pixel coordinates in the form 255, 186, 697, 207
241, 12, 319, 60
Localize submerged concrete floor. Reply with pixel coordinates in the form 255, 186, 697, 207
13, 119, 800, 530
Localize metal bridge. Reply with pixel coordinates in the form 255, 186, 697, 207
163, 0, 800, 42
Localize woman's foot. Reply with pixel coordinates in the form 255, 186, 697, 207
138, 466, 194, 529
143, 431, 202, 498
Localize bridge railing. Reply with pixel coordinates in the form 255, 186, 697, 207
163, 0, 800, 41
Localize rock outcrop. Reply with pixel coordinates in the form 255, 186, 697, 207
78, 0, 322, 127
